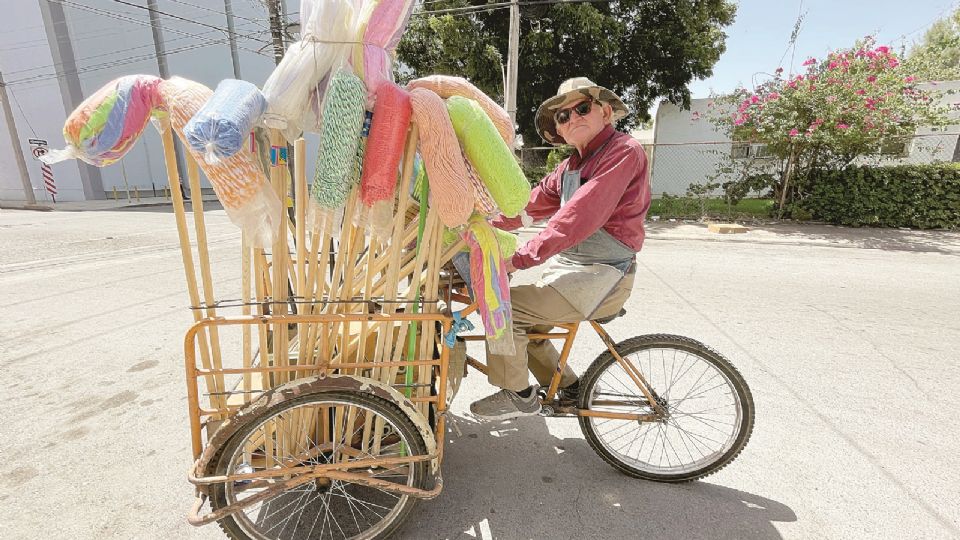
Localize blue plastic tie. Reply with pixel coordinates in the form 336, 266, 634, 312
444, 311, 475, 347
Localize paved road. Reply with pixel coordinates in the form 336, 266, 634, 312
1, 207, 958, 539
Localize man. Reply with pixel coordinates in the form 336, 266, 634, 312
469, 77, 652, 421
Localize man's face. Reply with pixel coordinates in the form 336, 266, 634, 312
555, 98, 609, 149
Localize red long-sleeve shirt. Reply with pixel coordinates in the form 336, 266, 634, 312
493, 125, 651, 269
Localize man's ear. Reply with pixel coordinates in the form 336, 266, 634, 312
602, 102, 614, 124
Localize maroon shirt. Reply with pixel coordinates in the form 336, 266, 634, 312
494, 125, 651, 269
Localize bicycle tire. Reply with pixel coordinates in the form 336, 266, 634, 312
209, 390, 429, 540
578, 334, 754, 483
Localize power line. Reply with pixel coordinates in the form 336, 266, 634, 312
46, 0, 269, 57
7, 86, 38, 137
415, 0, 613, 17
2, 18, 267, 78
162, 0, 270, 28
4, 37, 240, 87
108, 0, 271, 45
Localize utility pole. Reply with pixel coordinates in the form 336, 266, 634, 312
0, 72, 36, 205
266, 0, 287, 66
223, 0, 243, 79
505, 1, 520, 135
147, 0, 189, 197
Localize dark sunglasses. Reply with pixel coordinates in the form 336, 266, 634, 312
555, 100, 597, 125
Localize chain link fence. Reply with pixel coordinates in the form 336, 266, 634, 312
520, 132, 960, 197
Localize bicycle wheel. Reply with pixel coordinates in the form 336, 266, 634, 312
210, 390, 429, 540
578, 334, 754, 482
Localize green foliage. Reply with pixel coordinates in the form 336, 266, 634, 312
398, 0, 737, 145
650, 196, 773, 219
908, 8, 960, 81
707, 37, 949, 214
797, 164, 960, 229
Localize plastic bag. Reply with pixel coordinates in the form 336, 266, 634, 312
183, 79, 266, 165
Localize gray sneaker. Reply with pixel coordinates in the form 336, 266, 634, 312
470, 386, 541, 421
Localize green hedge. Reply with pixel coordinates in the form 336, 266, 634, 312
798, 164, 960, 229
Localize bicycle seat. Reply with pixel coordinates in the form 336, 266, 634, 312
592, 307, 626, 325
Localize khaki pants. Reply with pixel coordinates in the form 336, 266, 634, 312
486, 266, 636, 391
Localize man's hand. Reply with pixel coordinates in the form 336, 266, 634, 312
504, 258, 518, 274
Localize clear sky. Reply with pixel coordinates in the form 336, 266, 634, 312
687, 0, 958, 98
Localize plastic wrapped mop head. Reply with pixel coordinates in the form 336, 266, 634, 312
42, 75, 162, 166
463, 149, 499, 216
353, 0, 416, 103
260, 0, 356, 140
463, 216, 515, 356
312, 69, 367, 211
446, 96, 530, 218
408, 88, 473, 228
159, 77, 282, 247
360, 81, 412, 237
183, 79, 266, 165
408, 75, 515, 145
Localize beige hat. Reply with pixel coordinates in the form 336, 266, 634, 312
535, 77, 629, 145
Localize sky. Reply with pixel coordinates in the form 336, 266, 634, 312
687, 0, 958, 98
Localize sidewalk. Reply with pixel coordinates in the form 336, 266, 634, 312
5, 196, 958, 255
0, 195, 220, 212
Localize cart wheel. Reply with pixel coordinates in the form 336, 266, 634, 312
578, 334, 754, 483
210, 390, 429, 540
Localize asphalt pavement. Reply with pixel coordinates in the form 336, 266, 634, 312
1, 206, 958, 539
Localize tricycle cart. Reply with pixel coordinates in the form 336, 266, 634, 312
158, 123, 754, 539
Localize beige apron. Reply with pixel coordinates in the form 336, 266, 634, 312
513, 167, 636, 318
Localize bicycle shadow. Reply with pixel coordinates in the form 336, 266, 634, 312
397, 412, 795, 540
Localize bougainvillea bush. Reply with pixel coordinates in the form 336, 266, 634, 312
707, 37, 948, 217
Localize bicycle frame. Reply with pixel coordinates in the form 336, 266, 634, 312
447, 292, 668, 421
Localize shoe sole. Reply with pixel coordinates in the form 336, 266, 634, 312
470, 407, 542, 421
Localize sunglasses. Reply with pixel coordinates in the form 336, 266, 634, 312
554, 100, 597, 125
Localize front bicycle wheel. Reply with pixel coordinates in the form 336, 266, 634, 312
209, 390, 429, 540
578, 334, 754, 482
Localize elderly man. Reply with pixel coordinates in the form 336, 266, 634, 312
470, 77, 652, 420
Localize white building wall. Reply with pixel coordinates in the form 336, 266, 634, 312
1, 0, 318, 203
652, 82, 960, 197
0, 2, 82, 202
650, 99, 731, 196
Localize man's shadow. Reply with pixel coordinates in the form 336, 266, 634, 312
396, 412, 795, 540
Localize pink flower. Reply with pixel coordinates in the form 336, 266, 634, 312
904, 75, 915, 83
828, 61, 840, 70
802, 57, 816, 66
867, 75, 877, 83
787, 80, 799, 89
691, 111, 701, 120
750, 94, 760, 104
855, 89, 866, 95
887, 58, 899, 68
775, 67, 784, 74
767, 92, 780, 100
826, 95, 838, 102
789, 128, 799, 137
876, 45, 890, 54
734, 116, 746, 126
837, 123, 850, 129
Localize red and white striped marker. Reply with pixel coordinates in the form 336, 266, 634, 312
41, 162, 56, 201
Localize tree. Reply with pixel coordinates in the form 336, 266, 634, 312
909, 8, 960, 81
397, 0, 737, 147
708, 37, 947, 216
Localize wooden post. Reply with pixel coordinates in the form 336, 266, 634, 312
185, 152, 227, 411
158, 118, 222, 418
